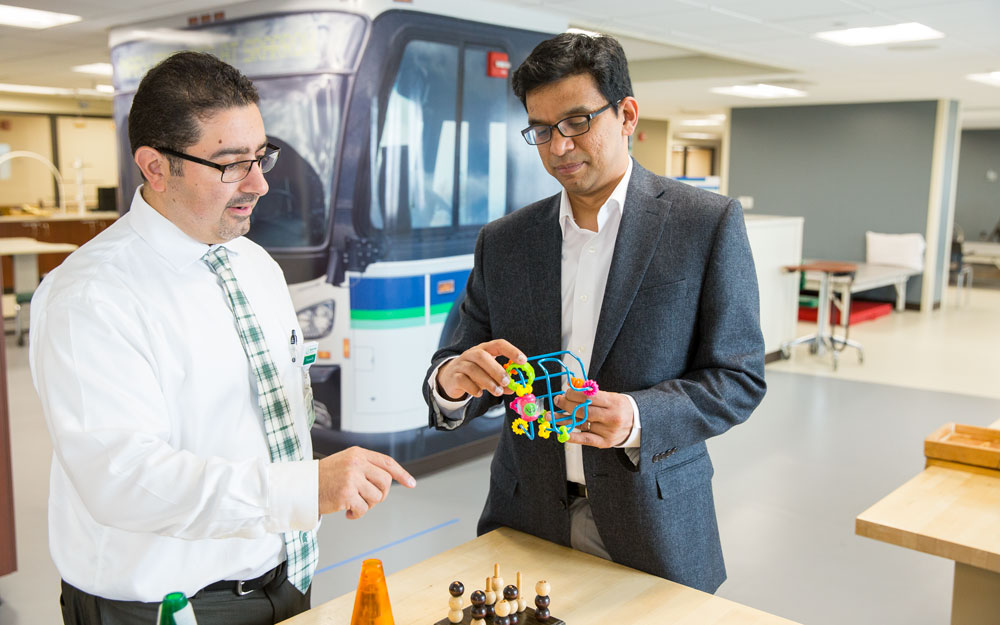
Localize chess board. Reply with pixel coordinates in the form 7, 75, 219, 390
432, 606, 565, 625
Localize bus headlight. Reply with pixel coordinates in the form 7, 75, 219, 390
297, 300, 335, 339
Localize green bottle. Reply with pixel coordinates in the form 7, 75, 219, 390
158, 592, 197, 625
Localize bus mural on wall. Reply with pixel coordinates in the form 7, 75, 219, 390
109, 1, 563, 466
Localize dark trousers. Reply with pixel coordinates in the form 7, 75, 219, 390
59, 568, 310, 625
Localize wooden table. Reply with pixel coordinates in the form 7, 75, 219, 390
282, 527, 799, 624
0, 237, 77, 295
0, 213, 115, 292
855, 419, 1000, 624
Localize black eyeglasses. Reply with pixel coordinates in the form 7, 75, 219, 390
521, 100, 620, 146
156, 143, 281, 182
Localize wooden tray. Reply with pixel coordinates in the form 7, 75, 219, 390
925, 423, 1000, 470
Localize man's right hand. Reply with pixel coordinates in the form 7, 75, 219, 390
435, 339, 527, 401
318, 447, 416, 519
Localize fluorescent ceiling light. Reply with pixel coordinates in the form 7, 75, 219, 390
0, 83, 72, 96
566, 27, 602, 37
967, 72, 1000, 87
73, 63, 113, 77
75, 88, 112, 98
95, 84, 115, 93
814, 22, 943, 47
676, 132, 717, 140
0, 83, 111, 98
710, 84, 806, 99
0, 4, 80, 29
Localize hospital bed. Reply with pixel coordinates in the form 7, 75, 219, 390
803, 261, 921, 329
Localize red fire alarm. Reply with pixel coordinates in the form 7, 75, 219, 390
487, 51, 510, 79
0, 120, 10, 131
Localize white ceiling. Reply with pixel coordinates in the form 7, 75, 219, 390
3, 0, 1000, 136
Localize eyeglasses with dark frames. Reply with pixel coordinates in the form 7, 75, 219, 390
521, 100, 621, 146
156, 143, 281, 183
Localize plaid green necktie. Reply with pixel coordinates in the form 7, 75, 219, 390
203, 246, 317, 594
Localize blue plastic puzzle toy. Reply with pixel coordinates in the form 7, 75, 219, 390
506, 350, 598, 444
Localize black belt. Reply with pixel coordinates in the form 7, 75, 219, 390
567, 481, 588, 499
197, 561, 285, 597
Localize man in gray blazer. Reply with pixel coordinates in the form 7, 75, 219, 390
422, 33, 765, 593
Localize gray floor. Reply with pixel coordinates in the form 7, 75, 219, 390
3, 340, 999, 624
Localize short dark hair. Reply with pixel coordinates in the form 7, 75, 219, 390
128, 51, 259, 175
512, 33, 633, 114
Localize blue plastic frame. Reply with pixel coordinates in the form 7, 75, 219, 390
509, 350, 592, 442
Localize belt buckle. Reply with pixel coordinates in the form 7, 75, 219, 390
236, 580, 254, 596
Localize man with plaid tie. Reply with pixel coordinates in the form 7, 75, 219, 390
29, 52, 415, 625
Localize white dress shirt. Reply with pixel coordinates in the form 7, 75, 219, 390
431, 158, 641, 485
29, 187, 319, 602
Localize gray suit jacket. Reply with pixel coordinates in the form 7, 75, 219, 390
422, 161, 766, 593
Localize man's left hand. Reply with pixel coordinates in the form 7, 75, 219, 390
556, 388, 633, 448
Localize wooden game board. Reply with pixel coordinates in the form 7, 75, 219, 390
432, 606, 565, 625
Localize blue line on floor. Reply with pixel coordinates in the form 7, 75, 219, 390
315, 517, 460, 575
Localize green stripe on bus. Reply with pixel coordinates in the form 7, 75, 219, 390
349, 302, 455, 328
350, 306, 424, 321
351, 317, 426, 330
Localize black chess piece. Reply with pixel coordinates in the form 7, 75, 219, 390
470, 590, 487, 620
503, 584, 520, 624
449, 581, 465, 597
503, 584, 518, 601
534, 593, 551, 623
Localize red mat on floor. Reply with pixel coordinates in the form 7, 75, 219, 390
798, 300, 893, 325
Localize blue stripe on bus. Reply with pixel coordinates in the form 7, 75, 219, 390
349, 276, 424, 311
429, 269, 471, 307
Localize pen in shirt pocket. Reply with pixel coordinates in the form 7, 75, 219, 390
290, 329, 297, 363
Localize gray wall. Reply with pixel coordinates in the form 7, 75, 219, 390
955, 129, 1000, 242
729, 101, 940, 305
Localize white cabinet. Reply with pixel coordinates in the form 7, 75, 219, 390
745, 215, 803, 357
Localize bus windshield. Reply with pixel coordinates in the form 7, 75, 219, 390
248, 73, 349, 249
110, 11, 367, 250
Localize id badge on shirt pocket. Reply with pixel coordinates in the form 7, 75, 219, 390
301, 341, 318, 429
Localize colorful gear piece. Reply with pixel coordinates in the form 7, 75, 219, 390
556, 425, 570, 443
537, 417, 552, 439
570, 376, 599, 396
511, 418, 528, 436
505, 362, 535, 396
